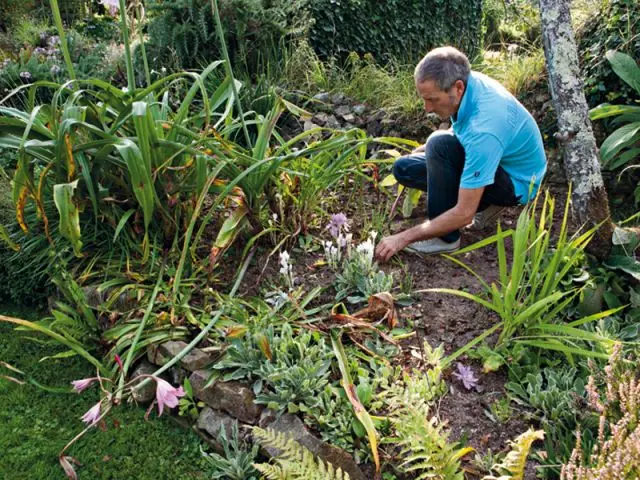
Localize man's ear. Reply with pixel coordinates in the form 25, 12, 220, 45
454, 79, 465, 98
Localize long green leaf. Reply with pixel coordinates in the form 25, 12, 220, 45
53, 180, 83, 257
600, 122, 640, 164
330, 330, 380, 474
606, 50, 640, 94
0, 316, 106, 374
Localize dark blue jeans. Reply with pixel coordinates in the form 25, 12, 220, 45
392, 130, 519, 242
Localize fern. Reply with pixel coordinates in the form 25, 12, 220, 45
393, 403, 473, 480
483, 428, 544, 480
252, 427, 351, 480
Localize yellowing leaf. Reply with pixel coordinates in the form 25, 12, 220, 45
64, 133, 75, 181
53, 180, 83, 257
379, 173, 398, 188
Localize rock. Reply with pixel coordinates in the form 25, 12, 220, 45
189, 370, 263, 424
313, 92, 331, 103
342, 113, 356, 124
130, 360, 157, 403
368, 109, 386, 122
535, 93, 548, 104
260, 413, 366, 480
335, 105, 351, 118
148, 341, 212, 372
197, 407, 237, 439
352, 104, 366, 116
259, 408, 278, 428
325, 114, 341, 129
82, 286, 103, 308
366, 119, 383, 137
311, 112, 329, 126
331, 93, 347, 105
303, 120, 320, 132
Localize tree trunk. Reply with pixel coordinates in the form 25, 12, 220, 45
539, 0, 614, 259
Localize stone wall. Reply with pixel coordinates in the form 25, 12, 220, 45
140, 341, 368, 479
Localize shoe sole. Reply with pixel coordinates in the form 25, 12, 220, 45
469, 207, 506, 230
405, 244, 460, 256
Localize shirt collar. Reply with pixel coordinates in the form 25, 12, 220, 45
451, 72, 476, 126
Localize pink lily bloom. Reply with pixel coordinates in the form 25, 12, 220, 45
71, 378, 96, 393
80, 402, 101, 425
114, 354, 124, 371
154, 377, 185, 416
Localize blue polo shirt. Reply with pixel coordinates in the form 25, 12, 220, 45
451, 71, 546, 204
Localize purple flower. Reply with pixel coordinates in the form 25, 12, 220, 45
100, 0, 120, 8
19, 71, 32, 81
154, 377, 185, 416
326, 213, 349, 238
452, 362, 479, 390
33, 47, 46, 56
80, 402, 101, 425
50, 64, 61, 76
71, 377, 96, 393
47, 36, 60, 48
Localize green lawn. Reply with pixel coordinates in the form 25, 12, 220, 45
0, 306, 209, 479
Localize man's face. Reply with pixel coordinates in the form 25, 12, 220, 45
416, 79, 465, 119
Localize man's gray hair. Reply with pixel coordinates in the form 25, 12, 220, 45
414, 46, 471, 90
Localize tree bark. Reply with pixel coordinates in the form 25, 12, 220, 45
539, 0, 614, 259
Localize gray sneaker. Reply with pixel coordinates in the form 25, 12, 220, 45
469, 205, 506, 230
405, 237, 461, 255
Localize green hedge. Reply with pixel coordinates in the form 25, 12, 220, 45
308, 0, 483, 63
145, 0, 482, 74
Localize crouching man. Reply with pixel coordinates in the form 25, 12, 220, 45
375, 46, 546, 262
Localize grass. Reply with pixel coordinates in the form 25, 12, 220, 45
0, 305, 209, 480
281, 41, 422, 115
474, 46, 546, 97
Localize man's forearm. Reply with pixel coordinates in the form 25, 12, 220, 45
400, 207, 473, 244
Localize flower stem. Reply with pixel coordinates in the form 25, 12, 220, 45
210, 0, 252, 148
133, 247, 254, 392
118, 0, 136, 93
116, 259, 166, 403
48, 0, 76, 81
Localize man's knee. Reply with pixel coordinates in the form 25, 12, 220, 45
392, 155, 428, 190
425, 131, 462, 160
392, 157, 413, 181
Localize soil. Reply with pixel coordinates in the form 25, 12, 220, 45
208, 179, 571, 479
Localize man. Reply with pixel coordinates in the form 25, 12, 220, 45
375, 46, 546, 262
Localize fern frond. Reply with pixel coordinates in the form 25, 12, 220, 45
252, 427, 351, 480
483, 428, 544, 480
392, 403, 470, 480
254, 462, 289, 480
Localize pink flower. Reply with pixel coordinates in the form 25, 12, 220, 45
100, 0, 120, 9
71, 377, 96, 393
114, 354, 123, 371
80, 402, 101, 425
154, 377, 185, 416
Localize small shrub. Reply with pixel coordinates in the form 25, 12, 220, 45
561, 344, 640, 479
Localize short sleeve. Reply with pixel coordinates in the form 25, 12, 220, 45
459, 133, 504, 190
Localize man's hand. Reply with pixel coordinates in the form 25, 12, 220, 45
375, 233, 409, 263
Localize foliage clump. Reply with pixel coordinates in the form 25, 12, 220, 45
561, 344, 640, 479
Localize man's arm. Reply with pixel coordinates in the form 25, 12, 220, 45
375, 187, 485, 262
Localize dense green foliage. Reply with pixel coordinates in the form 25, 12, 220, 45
145, 0, 310, 73
309, 0, 483, 62
579, 0, 640, 108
